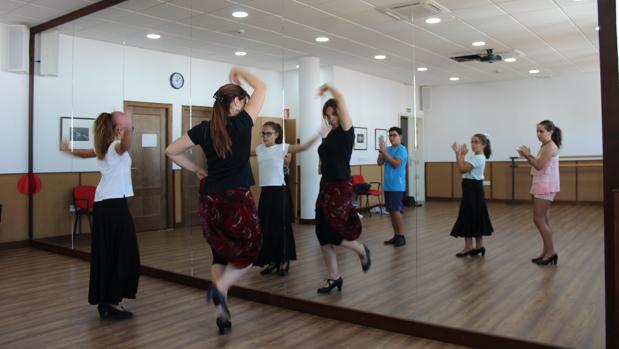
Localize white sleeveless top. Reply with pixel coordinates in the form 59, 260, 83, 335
255, 143, 289, 187
95, 140, 134, 202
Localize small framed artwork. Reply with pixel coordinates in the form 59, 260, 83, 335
60, 117, 95, 150
354, 127, 368, 150
375, 128, 388, 150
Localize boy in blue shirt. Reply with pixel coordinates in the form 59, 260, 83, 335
377, 127, 408, 247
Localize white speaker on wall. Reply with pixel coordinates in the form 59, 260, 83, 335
7, 25, 28, 73
39, 30, 59, 76
420, 86, 431, 111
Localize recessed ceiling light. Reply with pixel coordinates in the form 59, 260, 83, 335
449, 77, 460, 81
472, 41, 486, 47
295, 65, 300, 69
315, 36, 329, 42
374, 54, 386, 60
595, 26, 600, 31
425, 17, 441, 24
504, 57, 517, 63
529, 69, 540, 74
146, 33, 160, 39
417, 67, 428, 71
232, 11, 248, 18
235, 51, 247, 56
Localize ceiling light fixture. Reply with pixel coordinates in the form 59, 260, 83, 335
315, 36, 329, 42
450, 77, 460, 81
529, 69, 540, 74
417, 67, 428, 71
472, 41, 486, 47
504, 57, 517, 63
146, 33, 160, 39
232, 11, 248, 18
235, 51, 247, 56
374, 54, 386, 60
425, 17, 441, 24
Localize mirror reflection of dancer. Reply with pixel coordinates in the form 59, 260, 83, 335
315, 84, 371, 294
61, 111, 139, 320
518, 120, 562, 266
450, 134, 494, 257
252, 122, 321, 276
165, 67, 266, 334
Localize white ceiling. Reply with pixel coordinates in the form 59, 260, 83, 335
0, 0, 600, 85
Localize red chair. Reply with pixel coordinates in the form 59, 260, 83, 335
72, 185, 96, 239
351, 175, 383, 215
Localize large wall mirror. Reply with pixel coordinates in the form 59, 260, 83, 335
29, 0, 605, 348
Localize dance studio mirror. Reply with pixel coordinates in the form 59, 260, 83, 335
30, 1, 604, 348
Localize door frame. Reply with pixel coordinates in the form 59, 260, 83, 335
124, 100, 174, 230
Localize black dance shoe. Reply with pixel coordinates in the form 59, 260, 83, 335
531, 256, 544, 263
279, 261, 290, 276
361, 244, 372, 272
97, 304, 133, 320
317, 277, 343, 294
455, 249, 475, 258
393, 235, 406, 247
470, 246, 486, 257
207, 285, 230, 320
534, 254, 558, 265
384, 236, 398, 245
216, 316, 232, 335
260, 263, 280, 275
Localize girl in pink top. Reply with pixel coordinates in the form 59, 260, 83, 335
517, 120, 562, 266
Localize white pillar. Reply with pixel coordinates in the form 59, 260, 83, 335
298, 57, 321, 220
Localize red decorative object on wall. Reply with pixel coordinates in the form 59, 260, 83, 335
17, 174, 42, 195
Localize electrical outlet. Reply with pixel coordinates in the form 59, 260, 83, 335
69, 204, 76, 212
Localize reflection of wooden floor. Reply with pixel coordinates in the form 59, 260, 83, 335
39, 201, 605, 349
0, 248, 466, 349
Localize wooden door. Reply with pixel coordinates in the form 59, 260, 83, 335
181, 106, 212, 226
124, 101, 171, 232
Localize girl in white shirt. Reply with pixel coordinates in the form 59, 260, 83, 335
450, 134, 494, 258
61, 111, 139, 320
252, 121, 321, 275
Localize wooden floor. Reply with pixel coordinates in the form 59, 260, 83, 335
0, 248, 467, 349
38, 201, 605, 349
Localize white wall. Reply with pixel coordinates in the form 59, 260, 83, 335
32, 33, 284, 172
423, 72, 602, 161
0, 23, 29, 174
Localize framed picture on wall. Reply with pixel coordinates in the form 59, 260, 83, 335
354, 127, 368, 150
375, 128, 388, 150
59, 117, 96, 150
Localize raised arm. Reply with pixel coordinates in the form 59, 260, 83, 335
453, 143, 473, 173
288, 133, 321, 153
318, 84, 352, 131
112, 111, 133, 155
230, 67, 267, 123
518, 143, 556, 170
165, 134, 207, 180
60, 140, 96, 158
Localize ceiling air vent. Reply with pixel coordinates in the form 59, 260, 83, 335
378, 0, 450, 22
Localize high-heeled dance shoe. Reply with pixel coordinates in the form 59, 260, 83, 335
470, 246, 486, 257
260, 263, 280, 275
455, 249, 475, 258
207, 285, 230, 320
531, 256, 544, 263
317, 277, 343, 294
216, 316, 232, 335
279, 261, 290, 276
534, 254, 558, 265
361, 244, 372, 272
97, 304, 133, 320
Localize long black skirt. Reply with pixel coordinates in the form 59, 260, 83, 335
88, 197, 140, 305
254, 186, 296, 266
450, 179, 494, 238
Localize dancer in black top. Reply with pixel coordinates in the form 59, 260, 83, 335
166, 67, 266, 334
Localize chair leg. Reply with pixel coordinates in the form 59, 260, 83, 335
72, 213, 79, 245
88, 215, 92, 234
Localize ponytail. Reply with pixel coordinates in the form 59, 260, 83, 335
210, 83, 249, 158
539, 120, 562, 148
474, 133, 492, 159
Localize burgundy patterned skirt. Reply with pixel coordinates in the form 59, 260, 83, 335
198, 183, 262, 268
315, 180, 362, 245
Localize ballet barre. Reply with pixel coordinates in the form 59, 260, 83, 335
508, 155, 603, 205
